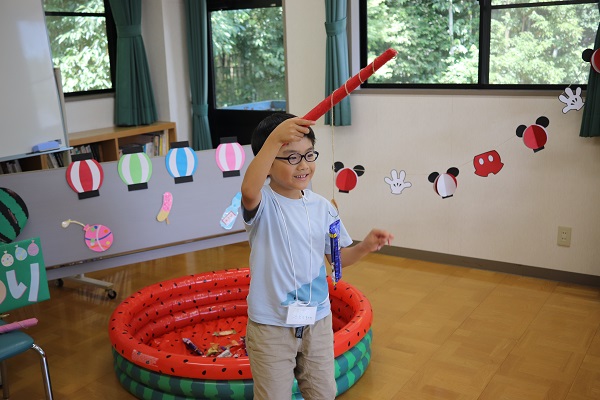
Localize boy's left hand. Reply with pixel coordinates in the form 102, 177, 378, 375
362, 229, 394, 252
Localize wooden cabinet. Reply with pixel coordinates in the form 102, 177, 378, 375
69, 121, 177, 162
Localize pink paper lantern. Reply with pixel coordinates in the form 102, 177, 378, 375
215, 137, 245, 177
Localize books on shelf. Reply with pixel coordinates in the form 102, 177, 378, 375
70, 143, 101, 161
0, 160, 22, 174
118, 132, 164, 158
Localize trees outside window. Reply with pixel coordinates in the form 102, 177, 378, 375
361, 0, 597, 88
44, 0, 115, 96
207, 0, 286, 146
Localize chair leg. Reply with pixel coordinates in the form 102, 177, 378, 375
0, 360, 8, 400
31, 344, 54, 400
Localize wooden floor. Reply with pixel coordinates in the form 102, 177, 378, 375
5, 242, 600, 400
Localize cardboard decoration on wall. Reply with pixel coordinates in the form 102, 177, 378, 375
118, 146, 153, 191
0, 237, 50, 313
473, 150, 504, 177
61, 219, 114, 252
334, 162, 365, 193
66, 153, 104, 199
157, 192, 173, 224
384, 169, 412, 194
558, 87, 584, 113
428, 167, 459, 199
516, 116, 549, 153
582, 48, 600, 73
215, 137, 245, 178
220, 192, 242, 230
166, 141, 198, 184
0, 187, 29, 244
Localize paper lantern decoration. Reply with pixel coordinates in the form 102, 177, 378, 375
582, 48, 600, 73
118, 146, 153, 191
0, 188, 28, 244
65, 153, 104, 199
333, 162, 365, 193
473, 150, 504, 177
428, 167, 459, 199
61, 219, 113, 252
516, 116, 549, 153
215, 137, 245, 177
166, 141, 198, 184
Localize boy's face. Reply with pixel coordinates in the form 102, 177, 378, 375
269, 136, 316, 199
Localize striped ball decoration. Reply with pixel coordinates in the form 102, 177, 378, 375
118, 146, 153, 191
0, 188, 28, 244
215, 137, 245, 178
165, 141, 198, 184
65, 153, 104, 199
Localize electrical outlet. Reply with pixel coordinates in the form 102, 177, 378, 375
557, 226, 572, 247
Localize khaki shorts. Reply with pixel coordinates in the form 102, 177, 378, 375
246, 313, 335, 400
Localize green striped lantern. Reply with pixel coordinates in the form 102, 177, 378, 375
118, 146, 153, 191
0, 188, 29, 243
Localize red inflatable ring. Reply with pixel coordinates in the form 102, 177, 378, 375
109, 268, 372, 381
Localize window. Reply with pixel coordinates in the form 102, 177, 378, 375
360, 0, 597, 89
207, 0, 286, 146
43, 0, 116, 96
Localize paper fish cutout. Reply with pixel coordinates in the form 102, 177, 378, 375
473, 150, 504, 177
334, 162, 365, 193
558, 87, 584, 113
384, 169, 412, 194
516, 116, 549, 153
428, 167, 459, 199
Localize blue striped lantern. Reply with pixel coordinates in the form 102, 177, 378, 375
165, 141, 198, 184
118, 146, 153, 191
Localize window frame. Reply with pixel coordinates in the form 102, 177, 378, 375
359, 0, 597, 91
44, 0, 117, 98
206, 0, 285, 148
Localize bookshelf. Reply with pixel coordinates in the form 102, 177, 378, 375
69, 121, 177, 162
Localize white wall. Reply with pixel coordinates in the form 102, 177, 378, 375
63, 0, 600, 277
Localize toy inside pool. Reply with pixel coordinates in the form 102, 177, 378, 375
109, 268, 373, 400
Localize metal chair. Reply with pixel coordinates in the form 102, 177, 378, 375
0, 320, 53, 400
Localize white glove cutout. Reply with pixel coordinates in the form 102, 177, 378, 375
558, 87, 584, 114
384, 169, 412, 195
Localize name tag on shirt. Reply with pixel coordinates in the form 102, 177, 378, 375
286, 304, 317, 325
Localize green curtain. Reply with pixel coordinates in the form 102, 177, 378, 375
580, 1, 600, 137
109, 0, 158, 126
184, 0, 212, 150
324, 0, 351, 126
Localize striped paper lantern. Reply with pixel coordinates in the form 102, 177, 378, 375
215, 137, 245, 178
118, 146, 153, 191
0, 188, 28, 244
65, 153, 104, 199
165, 141, 198, 184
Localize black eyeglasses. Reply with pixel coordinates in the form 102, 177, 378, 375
275, 150, 319, 165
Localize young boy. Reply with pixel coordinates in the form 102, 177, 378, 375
241, 112, 393, 400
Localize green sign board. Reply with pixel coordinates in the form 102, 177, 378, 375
0, 237, 50, 313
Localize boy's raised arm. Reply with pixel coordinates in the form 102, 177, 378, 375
241, 117, 315, 212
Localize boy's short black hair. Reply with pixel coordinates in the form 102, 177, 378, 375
251, 112, 316, 156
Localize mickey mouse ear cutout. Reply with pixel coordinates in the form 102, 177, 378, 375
582, 49, 600, 73
0, 188, 29, 244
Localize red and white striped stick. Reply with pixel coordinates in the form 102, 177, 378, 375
303, 48, 398, 121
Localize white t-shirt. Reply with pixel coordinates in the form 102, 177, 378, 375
243, 185, 352, 327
